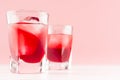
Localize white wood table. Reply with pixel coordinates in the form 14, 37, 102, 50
0, 65, 120, 80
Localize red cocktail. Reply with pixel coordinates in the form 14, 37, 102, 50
47, 34, 72, 62
10, 22, 47, 63
7, 10, 48, 73
47, 25, 73, 70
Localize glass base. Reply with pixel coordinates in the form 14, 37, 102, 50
47, 61, 71, 70
10, 57, 46, 74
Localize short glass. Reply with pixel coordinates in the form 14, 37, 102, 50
7, 10, 49, 73
47, 25, 73, 70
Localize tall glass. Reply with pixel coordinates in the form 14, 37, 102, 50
47, 25, 73, 70
7, 10, 49, 73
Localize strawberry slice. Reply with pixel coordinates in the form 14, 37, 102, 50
18, 28, 39, 56
18, 28, 44, 63
24, 16, 39, 22
20, 43, 44, 63
15, 22, 45, 63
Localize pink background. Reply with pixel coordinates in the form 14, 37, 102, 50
0, 0, 120, 65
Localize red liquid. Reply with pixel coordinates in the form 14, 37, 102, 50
47, 34, 72, 62
9, 22, 47, 63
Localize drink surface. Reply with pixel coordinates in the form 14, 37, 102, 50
47, 34, 72, 62
9, 22, 47, 63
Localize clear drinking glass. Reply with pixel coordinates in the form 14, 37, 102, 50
47, 25, 73, 70
7, 10, 49, 73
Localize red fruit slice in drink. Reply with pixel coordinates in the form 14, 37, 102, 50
18, 28, 44, 63
24, 16, 39, 22
18, 28, 39, 55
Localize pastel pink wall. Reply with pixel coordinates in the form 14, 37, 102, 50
0, 0, 120, 65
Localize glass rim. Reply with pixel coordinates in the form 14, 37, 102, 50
7, 10, 49, 15
7, 10, 49, 24
48, 24, 73, 35
49, 24, 73, 29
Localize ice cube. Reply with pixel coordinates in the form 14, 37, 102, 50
62, 35, 72, 47
48, 35, 62, 48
